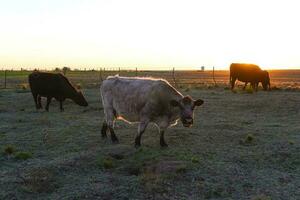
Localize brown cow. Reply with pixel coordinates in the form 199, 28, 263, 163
230, 63, 270, 91
28, 72, 88, 111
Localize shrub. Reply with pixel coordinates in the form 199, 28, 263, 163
191, 156, 200, 163
245, 134, 254, 143
288, 140, 294, 145
3, 145, 16, 155
245, 86, 254, 94
239, 134, 256, 146
96, 157, 114, 169
103, 158, 114, 169
15, 152, 32, 160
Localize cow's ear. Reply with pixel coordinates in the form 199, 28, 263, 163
194, 99, 204, 106
170, 100, 180, 107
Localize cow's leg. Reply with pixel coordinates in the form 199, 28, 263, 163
31, 92, 39, 109
45, 97, 52, 112
250, 82, 254, 91
251, 82, 257, 92
37, 95, 43, 109
104, 108, 118, 143
158, 121, 169, 148
243, 82, 248, 90
59, 101, 64, 112
159, 130, 168, 147
135, 121, 149, 148
101, 121, 108, 138
108, 123, 119, 143
231, 77, 236, 90
102, 92, 119, 143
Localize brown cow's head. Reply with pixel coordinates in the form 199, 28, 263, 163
170, 95, 204, 127
261, 70, 271, 91
74, 91, 88, 106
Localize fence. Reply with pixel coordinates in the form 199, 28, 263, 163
1, 68, 299, 89
0, 68, 230, 89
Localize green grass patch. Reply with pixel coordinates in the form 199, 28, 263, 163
96, 156, 115, 169
15, 152, 33, 160
0, 70, 31, 77
251, 194, 272, 200
245, 86, 254, 94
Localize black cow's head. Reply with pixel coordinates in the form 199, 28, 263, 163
170, 95, 204, 127
74, 91, 88, 106
261, 70, 271, 91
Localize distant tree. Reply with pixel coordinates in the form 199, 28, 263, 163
62, 67, 71, 75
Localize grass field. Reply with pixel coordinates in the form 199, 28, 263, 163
0, 72, 299, 199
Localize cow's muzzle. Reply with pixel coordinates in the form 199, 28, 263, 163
182, 118, 193, 127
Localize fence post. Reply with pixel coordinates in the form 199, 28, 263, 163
99, 68, 103, 82
119, 67, 121, 75
172, 67, 178, 88
135, 67, 138, 76
4, 70, 7, 89
212, 66, 217, 86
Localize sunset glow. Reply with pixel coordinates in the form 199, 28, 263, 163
0, 0, 300, 70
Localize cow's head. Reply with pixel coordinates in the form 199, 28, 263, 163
261, 70, 271, 91
170, 95, 204, 127
74, 91, 88, 106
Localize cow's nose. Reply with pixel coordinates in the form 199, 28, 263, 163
185, 118, 193, 123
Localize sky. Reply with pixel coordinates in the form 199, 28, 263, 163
0, 0, 300, 70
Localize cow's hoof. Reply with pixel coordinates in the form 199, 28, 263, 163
160, 142, 168, 148
111, 138, 119, 144
112, 141, 119, 144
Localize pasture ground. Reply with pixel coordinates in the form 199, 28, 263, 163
0, 77, 299, 199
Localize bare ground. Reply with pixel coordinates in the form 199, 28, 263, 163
0, 86, 299, 200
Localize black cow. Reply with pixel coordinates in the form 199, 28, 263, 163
28, 72, 88, 111
230, 63, 271, 91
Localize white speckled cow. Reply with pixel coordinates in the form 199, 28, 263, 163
100, 75, 204, 148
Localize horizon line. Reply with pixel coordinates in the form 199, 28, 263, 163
1, 67, 300, 71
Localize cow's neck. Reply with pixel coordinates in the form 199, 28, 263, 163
63, 85, 78, 99
173, 108, 181, 119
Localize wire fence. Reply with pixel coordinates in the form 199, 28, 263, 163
0, 68, 300, 89
0, 68, 230, 89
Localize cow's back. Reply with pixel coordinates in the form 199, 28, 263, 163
101, 76, 181, 122
29, 72, 66, 96
230, 63, 262, 82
